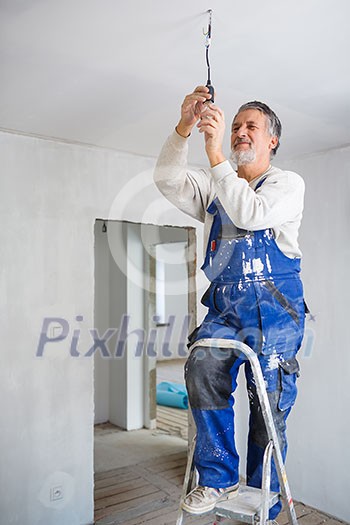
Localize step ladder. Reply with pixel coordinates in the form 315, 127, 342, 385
176, 338, 299, 525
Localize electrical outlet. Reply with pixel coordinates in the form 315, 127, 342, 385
50, 485, 63, 501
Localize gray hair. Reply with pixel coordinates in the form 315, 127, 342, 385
234, 101, 282, 156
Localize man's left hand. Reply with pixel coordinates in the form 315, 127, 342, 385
197, 104, 226, 167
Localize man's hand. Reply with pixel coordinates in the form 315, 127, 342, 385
197, 104, 226, 167
176, 86, 212, 138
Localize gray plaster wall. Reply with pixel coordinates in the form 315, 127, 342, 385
232, 147, 350, 523
0, 130, 196, 524
93, 222, 191, 426
277, 147, 350, 522
1, 127, 349, 523
94, 220, 112, 424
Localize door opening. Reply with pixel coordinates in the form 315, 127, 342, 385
93, 219, 196, 469
93, 219, 197, 521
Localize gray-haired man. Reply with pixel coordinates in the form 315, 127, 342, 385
154, 86, 306, 521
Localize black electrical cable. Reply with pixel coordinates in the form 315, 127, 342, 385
205, 10, 214, 103
206, 47, 211, 83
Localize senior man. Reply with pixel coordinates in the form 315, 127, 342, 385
153, 86, 306, 521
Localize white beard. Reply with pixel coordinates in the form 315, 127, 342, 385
230, 146, 256, 166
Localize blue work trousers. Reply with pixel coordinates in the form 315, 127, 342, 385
185, 279, 304, 519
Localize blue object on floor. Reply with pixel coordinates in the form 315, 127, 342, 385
156, 381, 188, 409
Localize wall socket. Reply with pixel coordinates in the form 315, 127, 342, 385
50, 485, 64, 501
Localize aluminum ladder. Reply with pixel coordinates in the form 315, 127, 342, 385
176, 338, 299, 525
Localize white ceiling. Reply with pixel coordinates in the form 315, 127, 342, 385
1, 0, 350, 165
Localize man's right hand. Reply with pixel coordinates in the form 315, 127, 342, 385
176, 86, 212, 138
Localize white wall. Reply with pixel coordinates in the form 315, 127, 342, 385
107, 222, 129, 428
0, 130, 199, 525
276, 146, 350, 522
233, 148, 350, 522
155, 241, 189, 360
125, 223, 145, 429
94, 222, 191, 427
3, 126, 347, 523
94, 221, 112, 424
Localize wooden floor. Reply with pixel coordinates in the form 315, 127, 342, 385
94, 450, 347, 525
156, 405, 188, 441
94, 361, 347, 524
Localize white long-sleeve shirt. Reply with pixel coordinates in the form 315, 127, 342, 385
154, 130, 305, 258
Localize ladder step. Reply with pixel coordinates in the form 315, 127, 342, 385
215, 486, 280, 524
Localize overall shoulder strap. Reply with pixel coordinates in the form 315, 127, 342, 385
207, 197, 219, 214
254, 176, 267, 191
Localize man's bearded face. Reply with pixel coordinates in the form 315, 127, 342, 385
230, 138, 256, 166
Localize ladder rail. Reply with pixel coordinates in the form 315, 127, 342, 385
260, 440, 274, 525
176, 435, 197, 525
189, 338, 298, 525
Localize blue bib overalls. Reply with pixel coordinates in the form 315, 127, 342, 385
185, 177, 306, 519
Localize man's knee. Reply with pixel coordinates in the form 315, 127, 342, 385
185, 345, 237, 410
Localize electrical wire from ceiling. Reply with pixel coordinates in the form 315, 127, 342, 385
203, 9, 214, 103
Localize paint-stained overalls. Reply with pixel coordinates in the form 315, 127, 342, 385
185, 177, 306, 519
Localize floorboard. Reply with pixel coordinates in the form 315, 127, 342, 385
94, 360, 348, 524
94, 450, 348, 525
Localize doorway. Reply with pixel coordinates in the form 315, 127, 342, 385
148, 239, 190, 440
93, 218, 196, 450
93, 219, 196, 521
